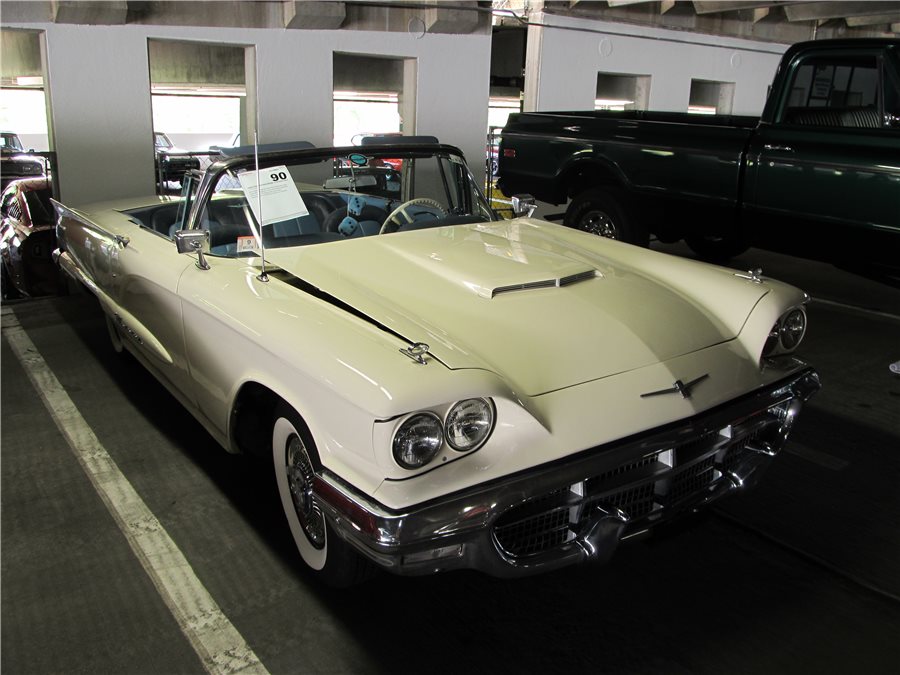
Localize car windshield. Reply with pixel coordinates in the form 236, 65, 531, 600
180, 146, 496, 257
1, 133, 25, 152
154, 133, 173, 150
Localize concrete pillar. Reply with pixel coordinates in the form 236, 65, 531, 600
400, 59, 417, 135
243, 46, 257, 145
41, 24, 155, 204
522, 15, 544, 112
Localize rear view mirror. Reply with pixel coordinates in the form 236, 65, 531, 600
174, 229, 210, 270
511, 194, 537, 218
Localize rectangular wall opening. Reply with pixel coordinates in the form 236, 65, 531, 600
333, 53, 416, 147
596, 73, 651, 111
148, 39, 249, 191
689, 79, 735, 115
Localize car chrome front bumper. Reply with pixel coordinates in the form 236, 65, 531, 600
314, 366, 820, 578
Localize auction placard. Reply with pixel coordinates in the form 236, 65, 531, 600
238, 166, 309, 227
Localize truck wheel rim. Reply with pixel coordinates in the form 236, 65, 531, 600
581, 210, 618, 239
286, 435, 326, 549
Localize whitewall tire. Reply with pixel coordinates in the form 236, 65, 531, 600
271, 404, 373, 586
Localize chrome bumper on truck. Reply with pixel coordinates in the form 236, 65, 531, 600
315, 367, 820, 578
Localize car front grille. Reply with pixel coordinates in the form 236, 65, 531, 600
492, 407, 781, 561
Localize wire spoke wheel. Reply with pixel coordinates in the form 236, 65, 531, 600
285, 433, 326, 549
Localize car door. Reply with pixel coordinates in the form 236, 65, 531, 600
59, 201, 196, 402
744, 47, 900, 256
107, 216, 198, 403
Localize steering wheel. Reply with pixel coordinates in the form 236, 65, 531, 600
380, 198, 449, 234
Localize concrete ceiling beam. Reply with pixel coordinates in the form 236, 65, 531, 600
692, 1, 785, 15
424, 1, 480, 34
845, 13, 900, 27
283, 1, 346, 30
660, 0, 677, 14
751, 7, 770, 22
51, 0, 127, 25
784, 1, 900, 22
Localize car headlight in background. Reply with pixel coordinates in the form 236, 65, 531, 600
391, 398, 496, 470
445, 398, 494, 452
763, 306, 808, 358
392, 413, 443, 469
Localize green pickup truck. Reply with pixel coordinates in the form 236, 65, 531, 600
498, 39, 900, 275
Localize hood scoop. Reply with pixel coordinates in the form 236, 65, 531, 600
491, 269, 599, 298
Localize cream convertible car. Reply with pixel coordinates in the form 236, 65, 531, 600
53, 139, 819, 585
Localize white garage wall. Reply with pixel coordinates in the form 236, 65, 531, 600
526, 12, 789, 116
4, 21, 491, 205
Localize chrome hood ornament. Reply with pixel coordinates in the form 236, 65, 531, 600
400, 342, 430, 365
734, 268, 764, 283
641, 374, 709, 399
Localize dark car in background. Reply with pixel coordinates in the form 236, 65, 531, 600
154, 131, 200, 186
1, 132, 46, 191
0, 177, 61, 299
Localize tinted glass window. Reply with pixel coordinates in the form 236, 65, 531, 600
788, 56, 878, 109
781, 54, 885, 127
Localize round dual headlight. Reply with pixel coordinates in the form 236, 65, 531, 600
779, 308, 806, 351
392, 413, 443, 469
763, 307, 807, 358
445, 398, 494, 452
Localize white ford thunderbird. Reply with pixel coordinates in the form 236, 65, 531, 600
53, 138, 819, 585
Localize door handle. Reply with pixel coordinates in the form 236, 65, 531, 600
763, 144, 794, 153
115, 235, 130, 248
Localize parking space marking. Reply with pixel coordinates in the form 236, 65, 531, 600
2, 307, 270, 675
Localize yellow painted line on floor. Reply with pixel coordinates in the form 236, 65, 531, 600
2, 307, 270, 675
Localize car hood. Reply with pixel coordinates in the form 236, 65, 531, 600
264, 220, 768, 396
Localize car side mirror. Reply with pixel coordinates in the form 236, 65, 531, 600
511, 194, 537, 218
174, 229, 210, 270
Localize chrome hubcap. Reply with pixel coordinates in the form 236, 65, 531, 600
580, 210, 618, 239
286, 435, 326, 549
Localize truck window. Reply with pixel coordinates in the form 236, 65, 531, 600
781, 54, 883, 128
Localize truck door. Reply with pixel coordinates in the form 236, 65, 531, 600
745, 47, 900, 262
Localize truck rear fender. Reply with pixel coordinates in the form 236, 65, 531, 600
556, 156, 629, 203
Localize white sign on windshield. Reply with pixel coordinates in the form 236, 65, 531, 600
238, 166, 309, 227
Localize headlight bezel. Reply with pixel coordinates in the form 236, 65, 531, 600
391, 411, 444, 470
778, 308, 807, 351
445, 397, 496, 453
390, 397, 496, 471
762, 305, 808, 359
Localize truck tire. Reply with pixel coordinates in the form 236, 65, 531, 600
684, 233, 749, 261
564, 188, 648, 247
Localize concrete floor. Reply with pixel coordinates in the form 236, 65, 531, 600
2, 244, 899, 675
